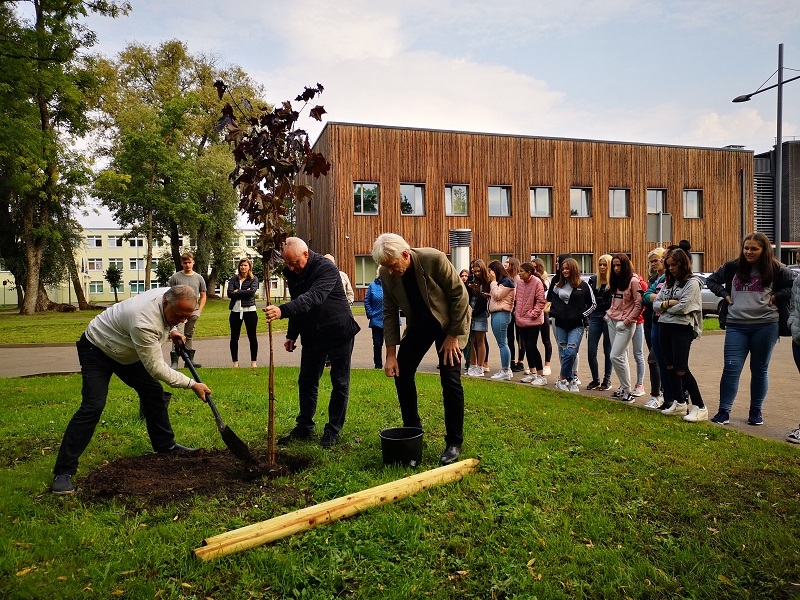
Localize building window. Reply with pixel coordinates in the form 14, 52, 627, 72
647, 188, 666, 213
108, 235, 123, 247
245, 235, 259, 247
129, 258, 145, 270
609, 189, 630, 218
114, 282, 124, 293
683, 189, 703, 218
87, 258, 103, 271
89, 281, 104, 294
573, 254, 593, 275
129, 237, 144, 247
354, 255, 378, 287
354, 182, 379, 215
400, 183, 425, 216
270, 278, 279, 290
445, 184, 469, 216
87, 235, 102, 248
129, 280, 146, 294
489, 253, 513, 266
488, 186, 512, 217
529, 187, 552, 217
570, 188, 591, 217
690, 253, 704, 273
530, 254, 554, 274
152, 237, 165, 248
108, 258, 123, 269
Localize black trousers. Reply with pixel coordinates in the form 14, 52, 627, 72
394, 324, 465, 447
371, 327, 384, 368
229, 311, 259, 362
296, 338, 355, 435
54, 334, 175, 476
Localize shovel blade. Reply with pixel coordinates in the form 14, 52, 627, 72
221, 425, 252, 462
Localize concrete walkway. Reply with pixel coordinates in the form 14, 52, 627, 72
2, 315, 799, 445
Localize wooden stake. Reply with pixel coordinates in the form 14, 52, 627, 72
194, 458, 479, 561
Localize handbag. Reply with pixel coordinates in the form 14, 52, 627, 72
717, 299, 729, 330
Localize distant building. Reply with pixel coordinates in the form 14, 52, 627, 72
755, 139, 800, 264
298, 122, 754, 301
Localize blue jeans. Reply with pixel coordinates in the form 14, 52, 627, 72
491, 311, 513, 370
587, 311, 611, 382
719, 322, 779, 412
555, 325, 585, 380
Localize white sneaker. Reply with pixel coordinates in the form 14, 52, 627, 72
683, 405, 709, 422
520, 373, 536, 383
661, 402, 687, 416
643, 395, 664, 410
573, 377, 582, 386
555, 379, 570, 392
467, 365, 484, 377
787, 425, 800, 444
483, 366, 490, 373
632, 384, 646, 397
611, 387, 625, 399
568, 379, 580, 393
490, 369, 512, 381
531, 375, 547, 386
542, 366, 551, 376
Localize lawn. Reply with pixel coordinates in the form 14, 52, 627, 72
1, 367, 799, 599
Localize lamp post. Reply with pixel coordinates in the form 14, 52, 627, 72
733, 43, 800, 262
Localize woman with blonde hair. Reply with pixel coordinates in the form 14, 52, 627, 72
227, 257, 260, 367
586, 254, 613, 391
641, 247, 667, 408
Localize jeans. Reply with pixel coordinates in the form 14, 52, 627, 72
587, 311, 611, 383
296, 338, 355, 435
491, 311, 513, 370
54, 334, 175, 476
659, 322, 703, 408
554, 325, 584, 380
633, 322, 646, 387
371, 327, 384, 367
229, 311, 259, 362
718, 322, 779, 412
607, 319, 636, 392
395, 324, 465, 446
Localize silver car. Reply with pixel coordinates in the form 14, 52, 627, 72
696, 273, 723, 316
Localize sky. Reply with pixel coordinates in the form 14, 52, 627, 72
79, 0, 800, 227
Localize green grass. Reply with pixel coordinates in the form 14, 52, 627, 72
1, 368, 799, 598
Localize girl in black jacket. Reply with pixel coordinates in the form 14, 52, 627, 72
227, 257, 260, 367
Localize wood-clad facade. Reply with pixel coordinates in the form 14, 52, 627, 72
298, 123, 754, 301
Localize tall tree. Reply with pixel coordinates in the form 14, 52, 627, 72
0, 0, 129, 314
91, 40, 257, 290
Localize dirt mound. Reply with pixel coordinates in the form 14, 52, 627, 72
78, 448, 312, 509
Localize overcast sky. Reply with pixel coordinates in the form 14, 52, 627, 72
80, 0, 800, 227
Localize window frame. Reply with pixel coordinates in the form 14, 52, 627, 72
400, 183, 426, 216
569, 187, 592, 217
353, 182, 380, 216
530, 253, 554, 274
86, 235, 102, 248
108, 235, 123, 248
108, 258, 123, 270
608, 188, 630, 218
647, 188, 666, 214
445, 184, 469, 217
572, 253, 594, 275
488, 185, 512, 217
89, 281, 104, 294
87, 258, 103, 271
529, 187, 553, 217
683, 189, 703, 219
354, 255, 378, 288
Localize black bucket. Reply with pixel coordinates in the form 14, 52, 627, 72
379, 427, 423, 467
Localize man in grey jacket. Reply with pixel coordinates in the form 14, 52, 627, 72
373, 233, 470, 465
52, 285, 212, 495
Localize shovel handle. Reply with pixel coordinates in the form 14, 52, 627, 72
174, 342, 225, 431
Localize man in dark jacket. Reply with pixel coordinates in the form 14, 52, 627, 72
264, 238, 360, 448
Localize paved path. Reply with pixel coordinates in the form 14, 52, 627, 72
2, 315, 799, 445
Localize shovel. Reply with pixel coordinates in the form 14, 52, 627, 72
175, 342, 252, 463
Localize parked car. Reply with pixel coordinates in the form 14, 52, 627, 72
695, 273, 723, 316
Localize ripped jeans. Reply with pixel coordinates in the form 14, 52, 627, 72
554, 325, 585, 381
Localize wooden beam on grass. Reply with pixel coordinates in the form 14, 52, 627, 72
194, 458, 479, 561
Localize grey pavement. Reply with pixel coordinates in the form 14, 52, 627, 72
2, 314, 799, 445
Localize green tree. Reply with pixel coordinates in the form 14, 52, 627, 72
154, 255, 174, 287
0, 0, 129, 314
104, 263, 122, 302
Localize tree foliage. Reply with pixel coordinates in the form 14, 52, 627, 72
104, 262, 122, 302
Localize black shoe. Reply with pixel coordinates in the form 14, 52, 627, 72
320, 430, 338, 448
586, 380, 601, 390
277, 427, 312, 445
52, 474, 75, 495
598, 379, 613, 391
375, 364, 383, 369
440, 445, 462, 466
159, 443, 198, 454
748, 408, 763, 426
511, 362, 525, 373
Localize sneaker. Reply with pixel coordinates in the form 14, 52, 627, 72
661, 402, 687, 416
710, 409, 730, 424
632, 384, 646, 397
483, 366, 490, 373
52, 474, 75, 495
555, 379, 570, 392
520, 373, 536, 383
320, 430, 338, 448
490, 369, 512, 381
684, 406, 709, 422
747, 408, 763, 426
467, 365, 483, 377
643, 395, 664, 410
542, 366, 551, 376
586, 380, 601, 390
621, 393, 637, 404
598, 379, 613, 391
568, 379, 580, 393
530, 375, 547, 386
573, 377, 582, 386
787, 425, 800, 444
511, 362, 525, 372
278, 427, 312, 445
611, 387, 625, 399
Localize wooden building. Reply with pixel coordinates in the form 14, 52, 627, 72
297, 123, 754, 301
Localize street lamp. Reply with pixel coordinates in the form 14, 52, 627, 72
733, 43, 800, 262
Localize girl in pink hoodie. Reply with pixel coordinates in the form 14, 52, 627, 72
604, 253, 643, 403
514, 262, 547, 385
